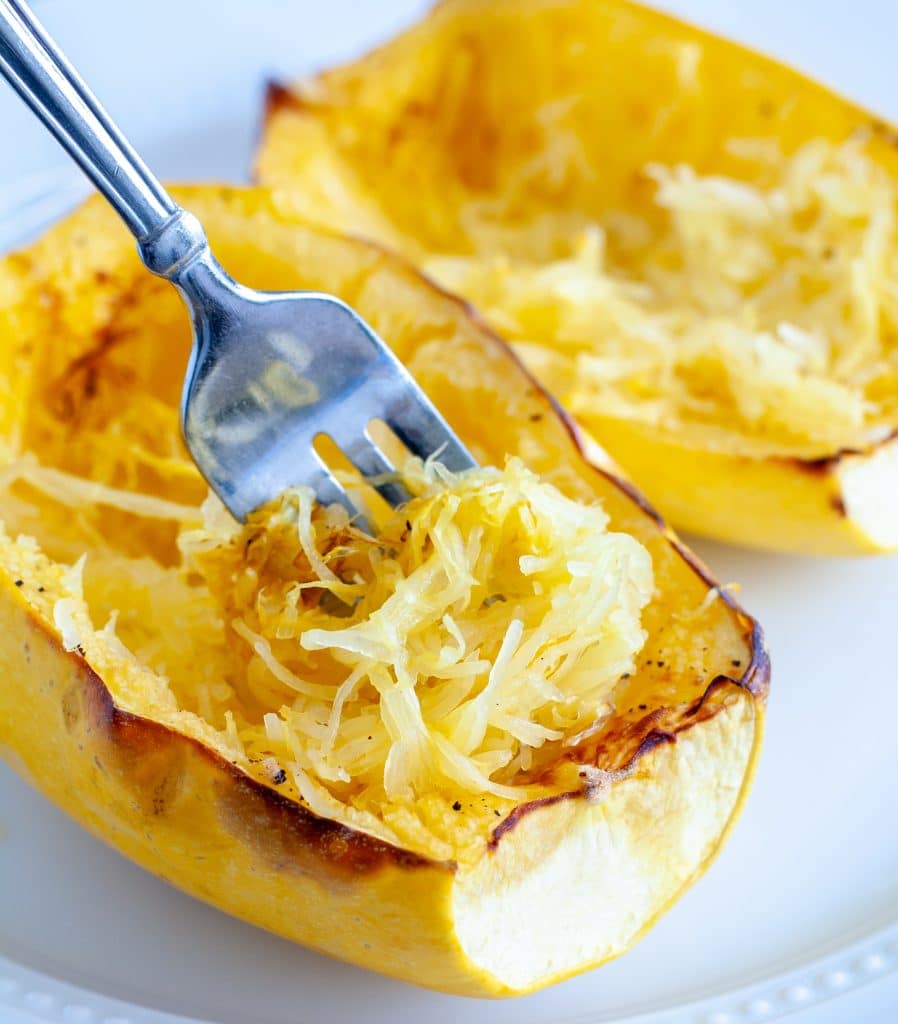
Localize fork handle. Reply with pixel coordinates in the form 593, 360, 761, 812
0, 0, 207, 276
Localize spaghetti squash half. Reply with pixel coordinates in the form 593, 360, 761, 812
256, 0, 898, 554
0, 187, 767, 996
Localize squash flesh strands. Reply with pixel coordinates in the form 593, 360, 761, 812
426, 139, 898, 456
0, 447, 652, 861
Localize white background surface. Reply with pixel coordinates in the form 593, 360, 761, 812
2, 2, 898, 1022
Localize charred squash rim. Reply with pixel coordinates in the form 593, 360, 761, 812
783, 427, 898, 479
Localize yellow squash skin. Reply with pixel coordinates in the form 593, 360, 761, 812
255, 0, 898, 555
579, 418, 898, 556
0, 188, 768, 996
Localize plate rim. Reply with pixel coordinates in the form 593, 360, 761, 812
3, 916, 898, 1024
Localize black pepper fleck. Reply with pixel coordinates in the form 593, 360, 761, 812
14, 579, 23, 587
452, 800, 462, 811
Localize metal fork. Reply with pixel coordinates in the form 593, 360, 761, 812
0, 1, 476, 523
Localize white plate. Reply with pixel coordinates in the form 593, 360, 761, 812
2, 2, 898, 1022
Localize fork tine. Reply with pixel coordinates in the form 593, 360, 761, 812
310, 463, 372, 533
385, 398, 478, 475
336, 431, 413, 508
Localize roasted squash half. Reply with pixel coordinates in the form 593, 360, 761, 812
256, 0, 898, 555
0, 187, 767, 997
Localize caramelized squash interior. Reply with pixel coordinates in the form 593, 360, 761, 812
259, 0, 898, 458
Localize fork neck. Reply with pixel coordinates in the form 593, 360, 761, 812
138, 208, 210, 280
139, 207, 236, 313
139, 209, 243, 360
